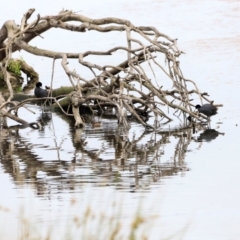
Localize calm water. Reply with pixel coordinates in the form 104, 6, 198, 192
1, 0, 240, 239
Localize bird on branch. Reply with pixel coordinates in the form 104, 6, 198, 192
195, 104, 218, 120
34, 82, 50, 98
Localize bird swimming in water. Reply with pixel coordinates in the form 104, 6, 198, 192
195, 104, 217, 119
34, 82, 49, 98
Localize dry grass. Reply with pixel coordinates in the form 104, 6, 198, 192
0, 199, 157, 240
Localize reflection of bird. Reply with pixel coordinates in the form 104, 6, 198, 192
198, 129, 220, 142
37, 112, 52, 131
195, 104, 217, 119
34, 82, 49, 98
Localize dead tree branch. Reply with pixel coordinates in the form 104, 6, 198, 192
0, 9, 221, 128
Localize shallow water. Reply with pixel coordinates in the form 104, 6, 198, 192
1, 0, 240, 239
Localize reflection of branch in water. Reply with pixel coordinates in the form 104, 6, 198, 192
0, 112, 71, 195
172, 128, 192, 168
71, 123, 194, 191
0, 127, 74, 197
0, 127, 42, 184
45, 111, 65, 162
0, 115, 200, 196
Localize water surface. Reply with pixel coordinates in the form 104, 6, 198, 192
1, 0, 240, 239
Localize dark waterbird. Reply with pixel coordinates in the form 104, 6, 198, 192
34, 82, 49, 98
195, 104, 217, 120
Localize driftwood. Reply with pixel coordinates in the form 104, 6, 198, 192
0, 8, 222, 129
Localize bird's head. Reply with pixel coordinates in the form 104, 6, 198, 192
36, 82, 43, 88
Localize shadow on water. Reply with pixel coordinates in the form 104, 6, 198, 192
197, 129, 224, 142
0, 110, 224, 197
